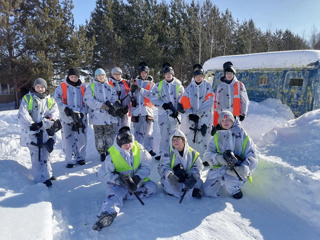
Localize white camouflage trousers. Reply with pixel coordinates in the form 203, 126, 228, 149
99, 180, 158, 215
158, 115, 180, 157
132, 116, 154, 152
202, 174, 245, 197
61, 122, 87, 164
27, 142, 52, 183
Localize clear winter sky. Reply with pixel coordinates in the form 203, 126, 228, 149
72, 0, 320, 38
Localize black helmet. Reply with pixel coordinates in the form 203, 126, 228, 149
223, 61, 236, 74
192, 64, 204, 76
116, 126, 133, 146
138, 62, 149, 74
162, 62, 174, 75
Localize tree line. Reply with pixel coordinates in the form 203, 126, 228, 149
1, 0, 318, 107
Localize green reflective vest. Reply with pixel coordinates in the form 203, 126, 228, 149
169, 146, 199, 173
212, 132, 252, 183
23, 94, 54, 113
158, 80, 180, 100
108, 141, 149, 182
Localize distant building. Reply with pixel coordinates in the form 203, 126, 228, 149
0, 83, 15, 105
203, 50, 320, 117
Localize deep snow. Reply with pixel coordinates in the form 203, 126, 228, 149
0, 98, 320, 240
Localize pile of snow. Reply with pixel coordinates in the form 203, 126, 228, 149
203, 50, 320, 71
1, 98, 320, 239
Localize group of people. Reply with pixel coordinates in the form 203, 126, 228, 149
18, 61, 258, 231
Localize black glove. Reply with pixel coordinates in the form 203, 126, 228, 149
170, 110, 179, 119
30, 121, 43, 131
46, 119, 62, 136
173, 164, 187, 182
120, 175, 137, 193
188, 114, 199, 122
105, 101, 118, 117
185, 174, 197, 189
177, 102, 185, 113
211, 124, 223, 136
132, 175, 141, 185
223, 150, 238, 167
64, 107, 73, 117
130, 84, 141, 93
239, 115, 245, 121
162, 102, 171, 110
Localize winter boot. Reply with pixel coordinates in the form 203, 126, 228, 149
50, 176, 57, 181
66, 163, 75, 168
155, 155, 161, 161
192, 188, 202, 198
77, 160, 86, 165
92, 212, 117, 231
100, 153, 106, 162
232, 190, 243, 199
43, 179, 52, 187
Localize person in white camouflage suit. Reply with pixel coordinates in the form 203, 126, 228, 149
93, 126, 157, 231
202, 111, 258, 199
150, 63, 184, 160
130, 62, 156, 157
108, 67, 131, 133
53, 68, 88, 168
178, 64, 214, 166
158, 128, 203, 200
18, 78, 60, 187
84, 68, 119, 162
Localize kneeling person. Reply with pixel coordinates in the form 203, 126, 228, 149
158, 129, 203, 200
93, 126, 158, 231
202, 111, 258, 199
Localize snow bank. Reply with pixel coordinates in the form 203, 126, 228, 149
203, 50, 320, 71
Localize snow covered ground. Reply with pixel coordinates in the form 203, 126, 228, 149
0, 98, 320, 240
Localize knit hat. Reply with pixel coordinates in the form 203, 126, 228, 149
116, 126, 133, 146
68, 68, 80, 78
111, 67, 122, 75
223, 61, 236, 74
95, 68, 106, 78
218, 111, 235, 124
33, 78, 47, 89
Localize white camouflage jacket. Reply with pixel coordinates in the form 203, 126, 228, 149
84, 80, 118, 125
203, 119, 258, 180
150, 77, 184, 117
158, 128, 203, 179
97, 135, 153, 186
130, 76, 155, 117
18, 91, 59, 146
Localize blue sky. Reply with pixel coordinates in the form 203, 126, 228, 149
72, 0, 320, 38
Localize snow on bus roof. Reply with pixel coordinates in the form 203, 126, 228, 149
203, 50, 320, 71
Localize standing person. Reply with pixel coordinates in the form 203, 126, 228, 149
203, 111, 258, 199
150, 63, 184, 160
18, 78, 60, 187
108, 67, 131, 133
178, 64, 214, 166
93, 126, 158, 231
158, 128, 203, 200
130, 62, 156, 157
84, 68, 118, 162
53, 68, 88, 168
212, 61, 249, 135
